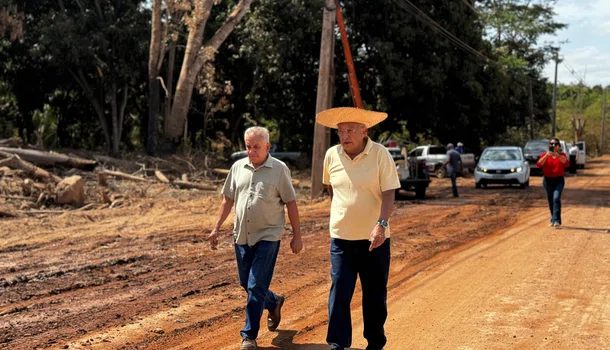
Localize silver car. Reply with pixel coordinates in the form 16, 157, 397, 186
474, 147, 530, 189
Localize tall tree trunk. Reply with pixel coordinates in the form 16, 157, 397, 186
69, 69, 112, 151
164, 38, 177, 133
119, 85, 128, 142
165, 0, 256, 139
110, 82, 120, 154
147, 0, 163, 155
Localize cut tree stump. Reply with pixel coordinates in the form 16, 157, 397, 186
173, 180, 216, 191
0, 147, 97, 170
155, 170, 170, 183
55, 176, 85, 205
0, 152, 62, 183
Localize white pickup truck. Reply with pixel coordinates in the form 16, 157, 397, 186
408, 145, 476, 178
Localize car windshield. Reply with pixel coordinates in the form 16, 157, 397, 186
524, 140, 548, 151
481, 150, 522, 161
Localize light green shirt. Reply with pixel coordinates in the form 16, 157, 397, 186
222, 155, 296, 246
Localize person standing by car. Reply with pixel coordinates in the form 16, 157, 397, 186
444, 143, 462, 198
456, 142, 464, 154
537, 137, 570, 227
569, 142, 579, 175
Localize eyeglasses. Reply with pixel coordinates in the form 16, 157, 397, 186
336, 128, 360, 137
549, 142, 559, 146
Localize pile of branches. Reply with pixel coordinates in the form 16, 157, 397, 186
0, 138, 230, 218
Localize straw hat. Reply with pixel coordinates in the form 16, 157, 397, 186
315, 107, 388, 129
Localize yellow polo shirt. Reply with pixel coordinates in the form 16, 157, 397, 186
323, 138, 401, 241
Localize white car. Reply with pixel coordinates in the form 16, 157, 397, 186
475, 146, 530, 189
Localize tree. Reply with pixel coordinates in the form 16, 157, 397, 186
32, 0, 150, 153
479, 0, 567, 70
158, 0, 256, 142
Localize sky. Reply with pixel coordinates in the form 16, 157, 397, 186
541, 0, 610, 87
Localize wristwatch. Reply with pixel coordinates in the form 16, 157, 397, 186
376, 219, 389, 228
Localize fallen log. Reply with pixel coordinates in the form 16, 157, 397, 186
173, 180, 216, 191
93, 155, 137, 171
0, 147, 97, 170
0, 153, 62, 183
100, 169, 152, 183
0, 137, 23, 148
211, 168, 230, 177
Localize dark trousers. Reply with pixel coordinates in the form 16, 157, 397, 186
327, 238, 390, 350
450, 169, 459, 197
235, 240, 280, 340
569, 155, 577, 174
543, 176, 565, 225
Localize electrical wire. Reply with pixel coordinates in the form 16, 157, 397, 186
392, 0, 499, 67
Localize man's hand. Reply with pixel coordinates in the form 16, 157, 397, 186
290, 235, 303, 254
208, 229, 220, 250
369, 225, 386, 251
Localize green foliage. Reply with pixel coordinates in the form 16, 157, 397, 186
32, 103, 58, 149
555, 84, 609, 155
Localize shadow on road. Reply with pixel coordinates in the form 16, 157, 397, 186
557, 226, 610, 233
259, 329, 363, 349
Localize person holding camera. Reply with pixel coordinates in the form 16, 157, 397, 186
536, 138, 570, 227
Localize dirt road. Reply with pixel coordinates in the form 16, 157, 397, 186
1, 157, 609, 349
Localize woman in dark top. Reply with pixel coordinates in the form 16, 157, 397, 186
536, 137, 570, 227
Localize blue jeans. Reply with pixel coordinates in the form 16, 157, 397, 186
327, 238, 390, 350
450, 169, 459, 197
235, 240, 280, 340
543, 176, 565, 224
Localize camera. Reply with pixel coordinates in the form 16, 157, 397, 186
549, 145, 554, 151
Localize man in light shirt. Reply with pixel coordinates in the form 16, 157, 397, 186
209, 126, 303, 350
317, 107, 401, 350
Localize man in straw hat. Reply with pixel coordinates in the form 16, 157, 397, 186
209, 126, 303, 350
317, 107, 401, 350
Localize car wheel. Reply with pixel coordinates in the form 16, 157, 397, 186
415, 187, 426, 199
475, 182, 481, 189
436, 166, 446, 179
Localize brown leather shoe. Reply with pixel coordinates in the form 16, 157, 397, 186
267, 295, 285, 331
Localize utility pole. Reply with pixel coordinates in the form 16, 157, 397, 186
602, 87, 607, 155
551, 47, 560, 137
527, 78, 534, 140
310, 0, 336, 199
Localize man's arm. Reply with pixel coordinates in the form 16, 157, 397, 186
286, 200, 303, 254
327, 185, 333, 200
209, 195, 234, 248
370, 189, 395, 251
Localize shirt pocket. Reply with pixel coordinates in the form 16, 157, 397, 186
254, 181, 278, 202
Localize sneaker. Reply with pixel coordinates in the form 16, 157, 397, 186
267, 295, 285, 331
241, 338, 257, 350
329, 344, 344, 350
554, 223, 561, 228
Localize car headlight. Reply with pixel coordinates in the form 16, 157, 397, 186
510, 167, 523, 173
516, 167, 523, 172
476, 167, 487, 173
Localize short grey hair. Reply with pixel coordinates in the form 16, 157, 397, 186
446, 143, 454, 150
244, 126, 270, 144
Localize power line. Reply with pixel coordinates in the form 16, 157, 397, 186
460, 0, 480, 16
562, 61, 586, 85
392, 0, 494, 65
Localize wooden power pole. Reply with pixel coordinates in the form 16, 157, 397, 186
310, 0, 336, 199
602, 88, 607, 155
527, 78, 534, 140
